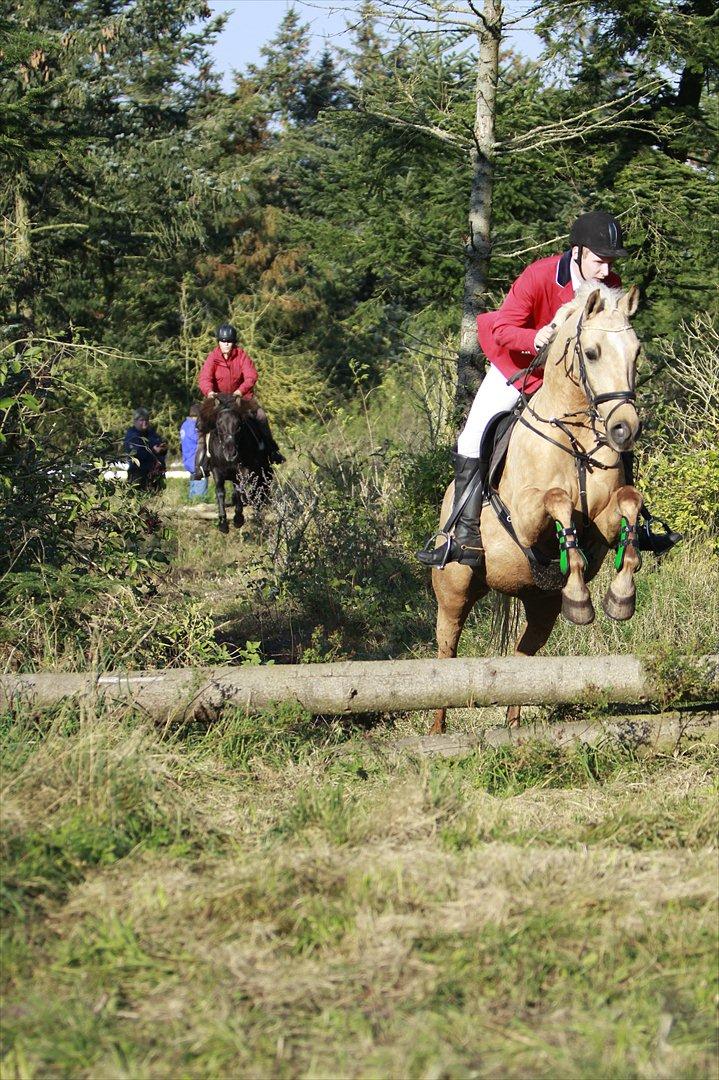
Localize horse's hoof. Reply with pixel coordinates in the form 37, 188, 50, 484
218, 520, 229, 534
233, 519, 243, 529
561, 594, 595, 624
602, 587, 635, 621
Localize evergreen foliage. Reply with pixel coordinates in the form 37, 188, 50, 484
0, 0, 716, 667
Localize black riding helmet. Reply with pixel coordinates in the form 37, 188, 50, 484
570, 212, 628, 259
217, 323, 238, 344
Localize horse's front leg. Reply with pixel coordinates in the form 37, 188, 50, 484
216, 478, 229, 534
510, 485, 594, 625
595, 485, 643, 621
544, 487, 594, 625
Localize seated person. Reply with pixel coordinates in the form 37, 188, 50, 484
194, 323, 285, 479
124, 407, 167, 491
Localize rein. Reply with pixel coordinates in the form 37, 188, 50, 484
478, 304, 640, 580
515, 311, 636, 515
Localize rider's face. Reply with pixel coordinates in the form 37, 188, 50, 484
574, 246, 615, 283
218, 340, 233, 358
135, 417, 149, 431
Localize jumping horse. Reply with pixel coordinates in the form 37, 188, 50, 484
200, 394, 273, 534
431, 283, 645, 732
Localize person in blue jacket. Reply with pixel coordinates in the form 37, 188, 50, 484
180, 403, 208, 500
124, 407, 167, 491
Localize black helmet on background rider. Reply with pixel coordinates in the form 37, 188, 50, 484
217, 323, 238, 344
569, 212, 628, 259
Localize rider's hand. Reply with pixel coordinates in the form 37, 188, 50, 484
533, 323, 555, 351
233, 389, 243, 398
208, 391, 218, 399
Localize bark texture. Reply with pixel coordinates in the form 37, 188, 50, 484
2, 655, 717, 720
455, 0, 501, 421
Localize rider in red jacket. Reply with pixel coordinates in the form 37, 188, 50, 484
418, 211, 680, 567
194, 324, 284, 479
198, 341, 259, 398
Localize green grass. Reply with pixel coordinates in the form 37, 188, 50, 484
2, 470, 718, 1078
1, 698, 717, 1079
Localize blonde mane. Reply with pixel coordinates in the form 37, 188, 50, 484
553, 282, 627, 330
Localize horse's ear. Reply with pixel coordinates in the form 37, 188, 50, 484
584, 289, 605, 320
619, 285, 640, 318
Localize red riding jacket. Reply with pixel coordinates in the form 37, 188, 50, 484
477, 251, 621, 394
197, 345, 259, 398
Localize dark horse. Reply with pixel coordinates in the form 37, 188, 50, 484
199, 394, 274, 533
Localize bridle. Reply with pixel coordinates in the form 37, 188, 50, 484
570, 308, 637, 425
517, 307, 637, 475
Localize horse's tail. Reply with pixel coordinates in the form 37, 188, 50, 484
489, 592, 520, 655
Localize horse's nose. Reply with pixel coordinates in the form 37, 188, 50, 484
609, 421, 633, 450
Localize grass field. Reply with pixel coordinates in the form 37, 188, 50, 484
2, 697, 717, 1078
2, 484, 718, 1078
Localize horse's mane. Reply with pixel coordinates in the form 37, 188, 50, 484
553, 282, 626, 329
199, 394, 254, 425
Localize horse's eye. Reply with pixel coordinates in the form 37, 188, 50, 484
584, 347, 599, 362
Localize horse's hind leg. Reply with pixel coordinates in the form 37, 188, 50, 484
506, 591, 562, 727
430, 564, 488, 734
544, 487, 594, 625
596, 485, 643, 620
232, 483, 244, 529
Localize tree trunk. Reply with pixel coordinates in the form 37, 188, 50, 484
455, 0, 501, 422
13, 183, 34, 328
3, 655, 716, 720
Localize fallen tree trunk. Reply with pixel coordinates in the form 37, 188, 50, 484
391, 711, 719, 757
1, 655, 717, 721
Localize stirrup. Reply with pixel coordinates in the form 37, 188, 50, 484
417, 531, 454, 569
637, 515, 682, 556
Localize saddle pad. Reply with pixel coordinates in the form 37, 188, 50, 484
486, 400, 525, 492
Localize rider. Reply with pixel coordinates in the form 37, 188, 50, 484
417, 211, 681, 568
193, 323, 285, 479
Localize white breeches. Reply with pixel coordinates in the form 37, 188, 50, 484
456, 364, 521, 458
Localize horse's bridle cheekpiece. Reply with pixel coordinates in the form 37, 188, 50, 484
518, 309, 636, 487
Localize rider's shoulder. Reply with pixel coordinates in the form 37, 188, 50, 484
512, 253, 564, 287
526, 252, 564, 274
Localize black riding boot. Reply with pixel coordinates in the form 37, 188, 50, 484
417, 453, 488, 568
621, 451, 682, 555
193, 434, 209, 481
256, 416, 285, 464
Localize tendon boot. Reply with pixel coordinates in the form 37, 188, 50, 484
620, 452, 682, 555
417, 453, 488, 568
193, 435, 209, 481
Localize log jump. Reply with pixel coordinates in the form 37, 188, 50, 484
2, 654, 717, 721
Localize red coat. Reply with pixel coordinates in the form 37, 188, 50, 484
197, 345, 258, 398
477, 252, 621, 393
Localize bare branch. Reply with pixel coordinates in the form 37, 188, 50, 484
356, 107, 470, 149
498, 79, 669, 155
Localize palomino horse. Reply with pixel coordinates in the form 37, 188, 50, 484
200, 394, 273, 533
431, 283, 644, 733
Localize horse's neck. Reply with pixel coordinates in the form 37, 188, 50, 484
533, 331, 592, 436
